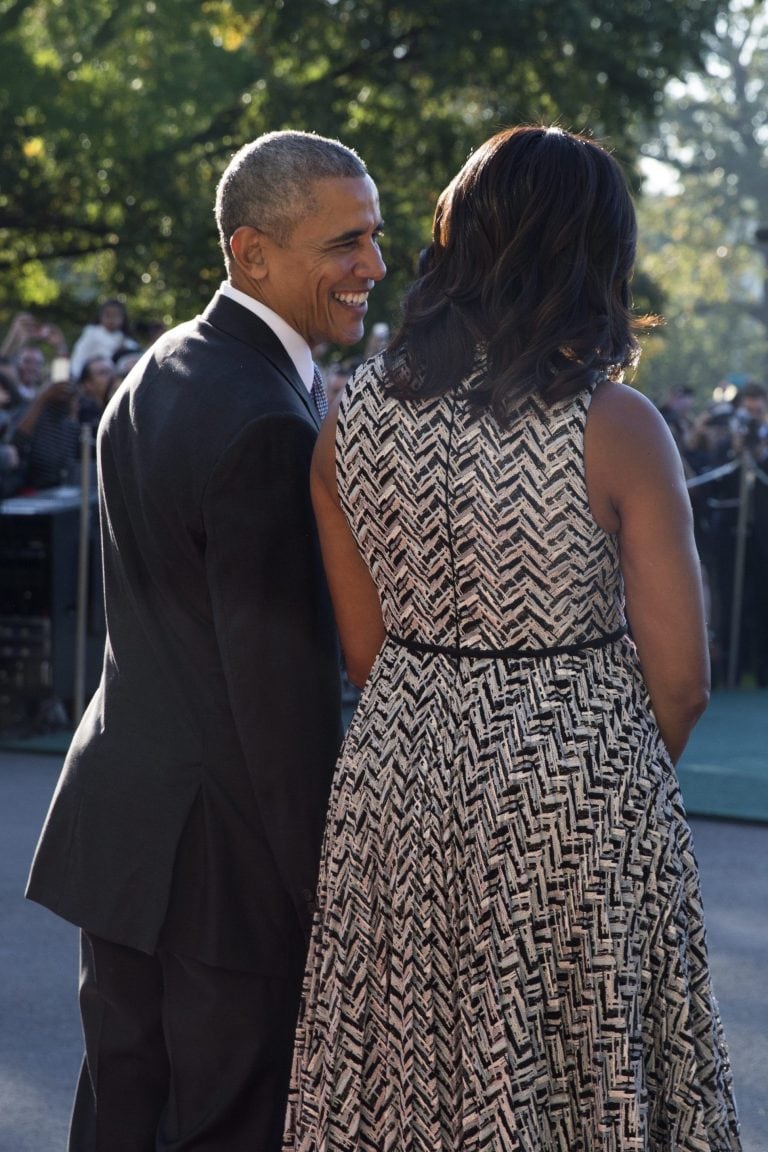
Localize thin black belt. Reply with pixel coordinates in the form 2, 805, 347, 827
387, 624, 628, 661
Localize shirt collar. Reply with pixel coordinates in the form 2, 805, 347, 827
218, 280, 314, 392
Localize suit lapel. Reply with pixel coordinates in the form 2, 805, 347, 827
201, 293, 319, 428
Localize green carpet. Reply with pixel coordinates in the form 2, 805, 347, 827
3, 690, 766, 823
0, 730, 72, 755
677, 689, 768, 824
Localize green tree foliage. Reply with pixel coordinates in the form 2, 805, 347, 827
0, 0, 723, 342
635, 0, 768, 401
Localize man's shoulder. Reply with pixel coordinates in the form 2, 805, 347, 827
153, 301, 287, 381
106, 312, 308, 451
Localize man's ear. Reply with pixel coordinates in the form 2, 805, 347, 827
230, 226, 268, 281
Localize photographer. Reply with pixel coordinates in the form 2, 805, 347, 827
11, 375, 80, 492
1, 312, 68, 401
729, 380, 768, 462
705, 381, 768, 686
683, 402, 734, 473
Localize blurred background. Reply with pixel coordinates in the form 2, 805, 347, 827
0, 0, 764, 394
3, 0, 768, 735
0, 6, 766, 1148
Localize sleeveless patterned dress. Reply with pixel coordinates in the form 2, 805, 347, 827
283, 354, 741, 1152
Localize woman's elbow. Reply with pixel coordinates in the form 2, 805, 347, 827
339, 621, 385, 690
345, 657, 374, 690
675, 676, 711, 727
689, 687, 710, 725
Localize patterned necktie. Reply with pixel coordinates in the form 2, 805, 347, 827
311, 364, 328, 420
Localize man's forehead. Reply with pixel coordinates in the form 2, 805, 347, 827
313, 175, 378, 208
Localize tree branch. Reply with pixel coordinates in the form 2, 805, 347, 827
0, 0, 36, 36
0, 237, 121, 267
0, 212, 116, 238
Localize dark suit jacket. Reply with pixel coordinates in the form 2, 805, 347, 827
26, 293, 342, 973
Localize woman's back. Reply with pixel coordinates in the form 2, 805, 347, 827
287, 123, 738, 1152
288, 352, 740, 1151
337, 352, 624, 655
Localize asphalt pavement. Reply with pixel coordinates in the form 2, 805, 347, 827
1, 751, 766, 1152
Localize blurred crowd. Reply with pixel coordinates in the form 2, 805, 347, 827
657, 379, 768, 688
2, 297, 765, 688
0, 306, 393, 502
0, 302, 164, 499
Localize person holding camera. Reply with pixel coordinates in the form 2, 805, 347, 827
10, 374, 80, 491
730, 380, 768, 461
702, 381, 768, 685
1, 312, 68, 401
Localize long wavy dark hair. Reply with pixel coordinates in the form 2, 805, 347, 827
385, 125, 657, 421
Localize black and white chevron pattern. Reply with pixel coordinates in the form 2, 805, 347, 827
284, 355, 742, 1151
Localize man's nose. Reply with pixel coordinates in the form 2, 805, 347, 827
356, 242, 386, 282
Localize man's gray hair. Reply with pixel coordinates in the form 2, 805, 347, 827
215, 130, 368, 265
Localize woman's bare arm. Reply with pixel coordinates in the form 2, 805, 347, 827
311, 400, 385, 688
585, 381, 710, 763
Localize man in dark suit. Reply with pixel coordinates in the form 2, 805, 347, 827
26, 130, 386, 1151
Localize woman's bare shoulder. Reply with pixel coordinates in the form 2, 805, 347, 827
585, 379, 687, 530
589, 380, 683, 468
589, 378, 671, 434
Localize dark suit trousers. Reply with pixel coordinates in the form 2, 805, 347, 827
69, 931, 302, 1152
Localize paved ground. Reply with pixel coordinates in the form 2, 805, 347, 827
0, 751, 766, 1152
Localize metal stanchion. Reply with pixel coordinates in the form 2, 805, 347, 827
73, 424, 93, 725
686, 459, 740, 688
726, 448, 755, 689
685, 449, 768, 689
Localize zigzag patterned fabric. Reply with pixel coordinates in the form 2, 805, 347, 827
284, 353, 742, 1152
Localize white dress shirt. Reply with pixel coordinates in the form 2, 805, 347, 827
218, 281, 314, 394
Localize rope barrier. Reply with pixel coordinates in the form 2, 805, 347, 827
685, 455, 768, 490
685, 460, 740, 489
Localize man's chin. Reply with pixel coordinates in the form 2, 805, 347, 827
334, 324, 365, 348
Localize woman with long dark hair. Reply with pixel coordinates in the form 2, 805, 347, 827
285, 126, 741, 1151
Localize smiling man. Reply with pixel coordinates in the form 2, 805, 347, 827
26, 131, 386, 1152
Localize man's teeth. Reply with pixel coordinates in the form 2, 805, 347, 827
334, 292, 368, 306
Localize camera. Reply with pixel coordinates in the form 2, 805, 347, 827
730, 408, 762, 448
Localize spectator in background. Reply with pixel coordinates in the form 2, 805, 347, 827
657, 383, 695, 455
683, 402, 735, 474
106, 347, 143, 403
697, 380, 768, 686
11, 376, 80, 491
1, 312, 41, 359
321, 322, 389, 406
729, 381, 768, 685
134, 318, 167, 348
0, 361, 27, 434
1, 313, 68, 400
730, 380, 768, 461
0, 364, 26, 497
10, 353, 126, 487
363, 320, 390, 359
2, 311, 66, 358
325, 357, 362, 404
69, 298, 140, 381
15, 346, 47, 402
77, 355, 116, 435
672, 401, 735, 683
